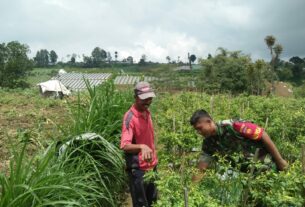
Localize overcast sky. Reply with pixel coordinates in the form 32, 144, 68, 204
1, 0, 304, 63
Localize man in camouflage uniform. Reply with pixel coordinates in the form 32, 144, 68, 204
190, 109, 288, 178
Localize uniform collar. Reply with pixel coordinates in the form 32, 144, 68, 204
131, 104, 150, 118
216, 122, 223, 137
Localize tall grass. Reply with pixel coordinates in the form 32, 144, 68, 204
1, 79, 133, 206
0, 134, 126, 207
69, 79, 133, 145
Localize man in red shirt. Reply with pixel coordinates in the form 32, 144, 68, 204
120, 81, 158, 207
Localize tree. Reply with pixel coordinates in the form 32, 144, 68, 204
70, 56, 76, 64
34, 49, 49, 67
139, 54, 147, 65
188, 54, 196, 70
190, 54, 196, 63
70, 53, 77, 65
0, 41, 33, 88
246, 60, 271, 95
91, 47, 107, 66
166, 56, 171, 64
115, 51, 118, 62
199, 49, 252, 93
83, 55, 94, 68
278, 67, 293, 81
217, 47, 228, 57
273, 44, 283, 68
107, 52, 112, 63
289, 56, 305, 81
127, 56, 133, 64
264, 35, 283, 94
273, 44, 283, 58
264, 35, 276, 57
289, 56, 304, 65
49, 50, 58, 65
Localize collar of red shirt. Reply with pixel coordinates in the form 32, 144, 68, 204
131, 104, 151, 118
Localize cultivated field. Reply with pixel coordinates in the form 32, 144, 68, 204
1, 68, 305, 206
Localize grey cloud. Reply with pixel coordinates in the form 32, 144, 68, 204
0, 0, 304, 62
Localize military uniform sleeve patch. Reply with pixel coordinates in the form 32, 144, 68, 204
233, 122, 264, 141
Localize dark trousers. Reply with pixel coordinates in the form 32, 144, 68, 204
127, 168, 157, 207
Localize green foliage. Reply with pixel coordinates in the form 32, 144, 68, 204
199, 49, 270, 94
91, 47, 107, 66
153, 92, 305, 206
294, 83, 305, 98
201, 49, 251, 93
0, 41, 33, 88
49, 50, 58, 65
0, 132, 125, 207
246, 60, 272, 95
190, 54, 196, 63
34, 49, 50, 67
277, 66, 293, 81
68, 79, 133, 146
0, 80, 131, 206
289, 57, 305, 82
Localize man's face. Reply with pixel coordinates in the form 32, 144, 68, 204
135, 96, 153, 111
193, 117, 215, 137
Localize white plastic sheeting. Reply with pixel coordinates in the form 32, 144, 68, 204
37, 80, 71, 95
58, 69, 67, 74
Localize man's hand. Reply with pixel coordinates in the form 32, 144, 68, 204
261, 132, 288, 171
191, 161, 208, 183
277, 159, 288, 171
192, 173, 204, 183
141, 144, 153, 162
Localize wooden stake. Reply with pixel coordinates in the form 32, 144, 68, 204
184, 187, 189, 207
264, 117, 269, 129
173, 115, 176, 133
302, 144, 305, 174
210, 96, 214, 115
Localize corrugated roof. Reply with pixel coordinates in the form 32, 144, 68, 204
52, 73, 112, 91
114, 76, 158, 85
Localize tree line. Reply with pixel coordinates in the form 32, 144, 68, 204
198, 35, 305, 95
34, 47, 136, 68
1, 37, 305, 92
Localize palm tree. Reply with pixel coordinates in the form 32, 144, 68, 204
189, 54, 196, 70
264, 35, 276, 94
216, 47, 228, 57
273, 44, 283, 59
264, 35, 276, 57
190, 54, 196, 63
114, 51, 118, 62
166, 56, 171, 64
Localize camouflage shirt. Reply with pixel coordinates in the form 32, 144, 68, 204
200, 119, 268, 165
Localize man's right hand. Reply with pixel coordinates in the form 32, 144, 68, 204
277, 159, 288, 171
192, 173, 204, 183
140, 144, 153, 162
